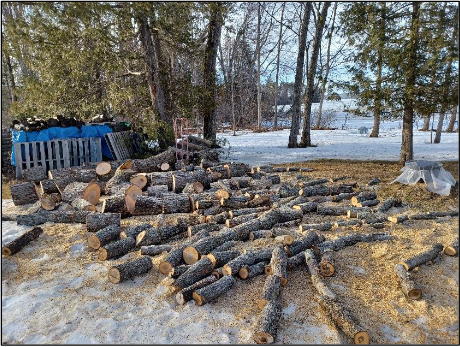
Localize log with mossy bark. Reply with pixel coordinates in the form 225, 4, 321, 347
10, 182, 39, 206
2, 227, 43, 256
175, 274, 219, 305
265, 246, 288, 285
108, 256, 153, 284
129, 196, 163, 215
275, 184, 299, 198
87, 224, 121, 249
158, 230, 211, 275
17, 210, 92, 226
222, 248, 274, 276
299, 184, 353, 197
399, 244, 443, 271
444, 239, 459, 256
98, 237, 136, 260
394, 264, 422, 300
22, 166, 47, 182
86, 213, 121, 233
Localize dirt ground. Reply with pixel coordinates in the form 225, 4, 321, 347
1, 160, 459, 344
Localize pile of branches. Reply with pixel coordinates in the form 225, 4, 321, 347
4, 138, 459, 344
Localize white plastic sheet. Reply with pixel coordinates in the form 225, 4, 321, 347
392, 160, 457, 196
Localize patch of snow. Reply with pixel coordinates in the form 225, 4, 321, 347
282, 303, 297, 316
348, 265, 367, 275
1, 221, 31, 246
380, 325, 401, 343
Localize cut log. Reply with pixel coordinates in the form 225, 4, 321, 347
136, 225, 183, 247
146, 171, 174, 187
355, 199, 380, 208
130, 173, 149, 189
173, 257, 215, 290
95, 161, 113, 180
17, 210, 91, 226
207, 250, 241, 267
146, 185, 169, 197
40, 193, 62, 211
140, 245, 172, 256
224, 163, 250, 177
274, 235, 294, 246
183, 231, 238, 264
101, 195, 127, 214
61, 182, 100, 205
287, 253, 305, 270
399, 244, 443, 271
175, 274, 219, 305
276, 184, 299, 198
331, 192, 356, 202
408, 211, 459, 220
298, 222, 333, 232
187, 223, 221, 237
247, 195, 271, 208
444, 239, 459, 256
10, 182, 39, 206
187, 135, 215, 148
172, 169, 210, 193
39, 179, 59, 195
86, 213, 121, 233
71, 198, 96, 212
22, 166, 47, 182
170, 264, 191, 279
192, 275, 236, 306
304, 249, 336, 300
48, 167, 97, 188
2, 227, 43, 256
253, 300, 281, 344
292, 202, 318, 214
284, 232, 324, 256
200, 159, 219, 169
351, 191, 377, 206
212, 240, 238, 253
249, 230, 274, 241
317, 206, 348, 216
228, 206, 270, 218
87, 224, 121, 249
132, 147, 177, 172
377, 198, 402, 213
222, 248, 274, 275
265, 246, 288, 285
105, 161, 136, 195
124, 185, 143, 214
346, 207, 372, 219
205, 211, 228, 224
319, 296, 370, 344
256, 275, 281, 309
333, 220, 362, 228
239, 261, 267, 280
319, 251, 335, 277
317, 233, 392, 253
301, 178, 330, 187
183, 182, 205, 194
108, 256, 153, 284
158, 231, 210, 275
220, 196, 250, 209
98, 237, 136, 260
387, 215, 409, 224
226, 213, 259, 228
162, 194, 192, 214
130, 196, 163, 215
394, 264, 422, 300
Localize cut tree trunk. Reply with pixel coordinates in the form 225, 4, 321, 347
192, 275, 236, 306
146, 184, 169, 197
173, 257, 215, 290
226, 213, 259, 228
304, 249, 336, 300
256, 275, 281, 309
95, 161, 114, 181
187, 135, 215, 148
444, 239, 458, 256
48, 167, 97, 187
183, 231, 238, 264
22, 166, 47, 182
87, 224, 121, 249
355, 199, 380, 208
351, 192, 377, 206
140, 245, 172, 256
333, 220, 362, 228
228, 206, 270, 218
205, 211, 228, 224
292, 202, 318, 214
274, 235, 294, 246
239, 261, 267, 280
319, 251, 335, 277
408, 211, 459, 220
265, 246, 288, 285
299, 222, 333, 232
130, 173, 149, 189
98, 237, 136, 260
284, 232, 324, 256
71, 198, 96, 212
222, 248, 274, 275
120, 223, 152, 239
317, 233, 392, 253
377, 198, 402, 213
187, 223, 221, 237
253, 300, 281, 344
135, 225, 184, 247
102, 195, 127, 215
130, 196, 163, 215
170, 264, 191, 279
108, 256, 153, 283
207, 250, 241, 267
86, 213, 121, 233
249, 230, 274, 241
61, 182, 101, 206
10, 182, 39, 206
212, 240, 238, 253
39, 179, 59, 195
40, 193, 62, 211
124, 185, 143, 214
17, 210, 91, 226
162, 194, 192, 214
399, 244, 443, 271
394, 264, 422, 300
172, 169, 210, 193
2, 227, 43, 256
387, 215, 409, 224
175, 274, 219, 305
132, 147, 177, 172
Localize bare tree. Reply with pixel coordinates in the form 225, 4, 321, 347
273, 2, 286, 129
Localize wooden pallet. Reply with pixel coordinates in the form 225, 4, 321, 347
104, 131, 137, 160
14, 137, 102, 178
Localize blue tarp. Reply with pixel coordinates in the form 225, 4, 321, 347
11, 125, 113, 165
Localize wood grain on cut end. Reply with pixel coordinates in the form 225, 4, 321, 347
319, 262, 335, 277
160, 162, 170, 171
108, 268, 121, 283
192, 291, 205, 306
130, 174, 148, 189
83, 182, 101, 205
96, 162, 112, 176
159, 261, 174, 275
87, 233, 101, 249
354, 331, 370, 345
253, 332, 274, 344
2, 247, 12, 256
98, 248, 109, 261
183, 246, 200, 264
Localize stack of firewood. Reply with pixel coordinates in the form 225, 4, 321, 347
5, 137, 459, 344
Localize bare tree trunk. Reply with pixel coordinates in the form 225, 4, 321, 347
434, 112, 446, 143
370, 3, 387, 138
288, 3, 312, 148
400, 2, 420, 163
273, 3, 286, 129
256, 3, 262, 130
202, 4, 225, 143
421, 114, 431, 131
299, 3, 330, 148
316, 3, 337, 129
447, 106, 457, 132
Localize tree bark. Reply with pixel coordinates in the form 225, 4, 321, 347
400, 2, 420, 163
299, 2, 330, 147
288, 3, 312, 148
446, 106, 457, 132
2, 227, 43, 256
273, 3, 286, 129
108, 256, 152, 284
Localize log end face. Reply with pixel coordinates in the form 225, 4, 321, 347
319, 263, 335, 277
264, 265, 273, 275
238, 266, 249, 279
183, 246, 200, 265
87, 234, 101, 249
408, 288, 422, 300
108, 268, 121, 283
354, 331, 370, 345
192, 291, 205, 306
222, 265, 232, 276
98, 248, 108, 261
2, 247, 12, 256
444, 246, 458, 256
159, 261, 173, 275
253, 332, 274, 344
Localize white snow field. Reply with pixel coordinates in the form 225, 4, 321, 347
218, 101, 459, 166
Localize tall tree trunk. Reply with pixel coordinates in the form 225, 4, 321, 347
400, 2, 420, 163
299, 3, 331, 148
447, 106, 457, 132
288, 3, 312, 148
370, 2, 386, 138
434, 6, 457, 143
273, 3, 286, 129
256, 3, 262, 130
316, 3, 337, 129
202, 4, 224, 143
421, 114, 431, 131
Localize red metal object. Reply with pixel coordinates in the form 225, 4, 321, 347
173, 118, 190, 161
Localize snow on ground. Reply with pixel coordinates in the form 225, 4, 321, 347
219, 112, 459, 166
